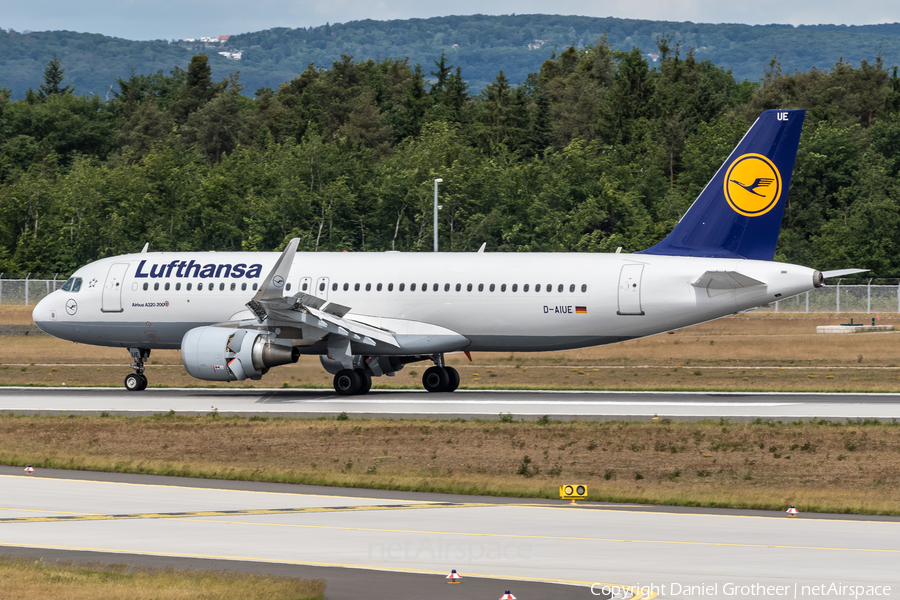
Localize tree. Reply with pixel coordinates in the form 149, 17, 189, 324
38, 54, 73, 100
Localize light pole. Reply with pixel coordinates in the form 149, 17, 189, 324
433, 178, 443, 252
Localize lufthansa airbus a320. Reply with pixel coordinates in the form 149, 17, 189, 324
33, 109, 861, 394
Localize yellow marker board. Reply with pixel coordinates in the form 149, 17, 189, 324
559, 485, 587, 501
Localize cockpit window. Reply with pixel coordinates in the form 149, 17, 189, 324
62, 277, 83, 292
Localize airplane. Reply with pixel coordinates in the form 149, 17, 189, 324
32, 109, 864, 395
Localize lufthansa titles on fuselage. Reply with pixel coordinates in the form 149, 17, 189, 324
134, 260, 263, 279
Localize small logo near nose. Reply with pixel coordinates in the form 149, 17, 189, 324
65, 299, 78, 315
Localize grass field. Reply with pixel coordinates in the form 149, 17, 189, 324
0, 555, 325, 600
2, 307, 900, 392
2, 413, 898, 515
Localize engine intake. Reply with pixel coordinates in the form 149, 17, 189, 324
181, 327, 299, 381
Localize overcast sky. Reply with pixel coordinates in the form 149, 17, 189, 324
3, 0, 898, 41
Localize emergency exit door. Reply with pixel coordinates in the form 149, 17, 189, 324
617, 264, 645, 315
101, 263, 129, 313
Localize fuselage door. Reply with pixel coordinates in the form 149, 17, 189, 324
299, 277, 312, 294
316, 277, 329, 300
101, 263, 130, 313
617, 264, 645, 316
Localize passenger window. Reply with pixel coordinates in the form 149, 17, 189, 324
478, 283, 484, 292
176, 283, 181, 291
523, 284, 529, 292
581, 284, 587, 293
154, 282, 159, 291
241, 283, 246, 291
61, 277, 74, 291
187, 283, 193, 291
253, 283, 258, 291
366, 283, 372, 291
319, 282, 325, 292
399, 283, 405, 291
388, 283, 393, 291
286, 283, 292, 291
444, 283, 451, 292
512, 284, 518, 292
210, 284, 215, 292
454, 283, 460, 292
535, 284, 541, 292
558, 284, 564, 293
411, 283, 416, 291
501, 284, 506, 292
422, 283, 428, 292
219, 283, 225, 291
431, 283, 437, 291
72, 278, 83, 292
343, 283, 349, 291
377, 283, 383, 291
354, 283, 360, 291
165, 282, 170, 291
143, 282, 149, 291
230, 283, 236, 291
198, 283, 204, 291
302, 282, 308, 291
332, 283, 338, 291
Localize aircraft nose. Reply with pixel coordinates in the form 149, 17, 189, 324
32, 294, 55, 333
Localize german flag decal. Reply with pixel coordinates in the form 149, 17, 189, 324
575, 306, 587, 314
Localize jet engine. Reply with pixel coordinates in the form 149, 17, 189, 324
182, 327, 299, 381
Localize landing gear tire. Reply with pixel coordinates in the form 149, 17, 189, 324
125, 373, 147, 392
423, 366, 450, 393
334, 369, 362, 396
445, 366, 460, 392
355, 369, 372, 395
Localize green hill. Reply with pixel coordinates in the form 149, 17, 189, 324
2, 15, 900, 99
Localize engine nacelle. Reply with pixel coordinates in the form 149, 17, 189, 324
182, 327, 299, 382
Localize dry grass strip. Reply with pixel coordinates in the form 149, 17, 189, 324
0, 555, 325, 600
2, 414, 899, 515
3, 310, 900, 391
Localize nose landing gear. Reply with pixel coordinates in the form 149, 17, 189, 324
125, 348, 150, 391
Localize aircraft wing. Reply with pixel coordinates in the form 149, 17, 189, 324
243, 239, 399, 349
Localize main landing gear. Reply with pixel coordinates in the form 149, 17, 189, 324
422, 365, 460, 393
328, 354, 460, 395
333, 368, 373, 396
124, 348, 150, 391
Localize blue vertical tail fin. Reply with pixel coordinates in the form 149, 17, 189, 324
638, 109, 805, 261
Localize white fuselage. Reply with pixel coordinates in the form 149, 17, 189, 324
33, 251, 818, 355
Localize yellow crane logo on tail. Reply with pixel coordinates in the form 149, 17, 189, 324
724, 153, 782, 217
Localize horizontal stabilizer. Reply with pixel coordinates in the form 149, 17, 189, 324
821, 268, 869, 279
693, 271, 766, 290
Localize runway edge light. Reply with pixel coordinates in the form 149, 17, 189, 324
786, 505, 799, 517
446, 569, 462, 583
500, 591, 516, 600
559, 484, 588, 504
24, 465, 34, 474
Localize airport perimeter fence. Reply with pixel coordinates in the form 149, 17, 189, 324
0, 274, 69, 306
1, 275, 900, 313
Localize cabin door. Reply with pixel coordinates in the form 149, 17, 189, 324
617, 264, 645, 315
101, 263, 129, 313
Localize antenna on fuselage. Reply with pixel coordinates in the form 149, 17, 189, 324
140, 243, 149, 254
477, 242, 486, 253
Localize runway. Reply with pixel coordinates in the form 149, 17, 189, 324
1, 468, 898, 600
1, 386, 900, 421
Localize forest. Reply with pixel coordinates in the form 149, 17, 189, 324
3, 15, 900, 98
1, 41, 899, 279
